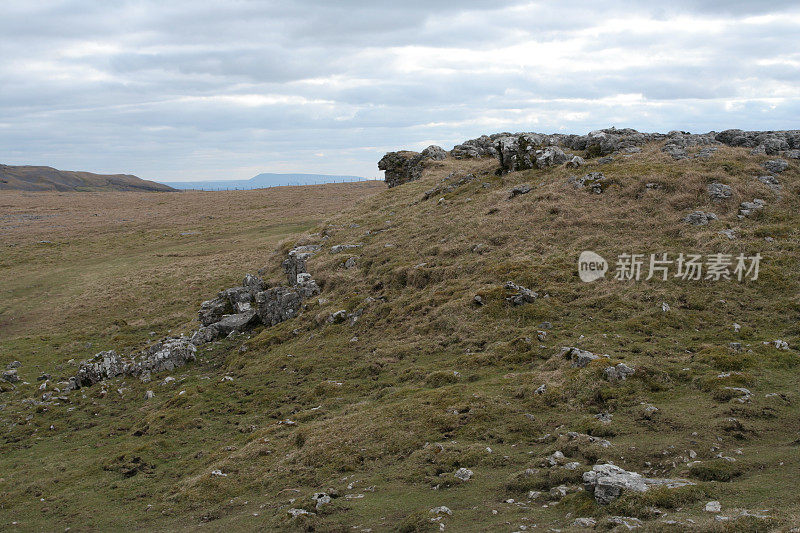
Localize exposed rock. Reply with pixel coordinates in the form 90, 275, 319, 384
707, 182, 732, 201
71, 338, 197, 390
607, 516, 643, 529
287, 508, 314, 518
739, 199, 765, 217
330, 244, 362, 254
430, 506, 452, 516
379, 147, 445, 188
695, 147, 718, 159
604, 363, 635, 381
454, 467, 473, 481
583, 463, 694, 505
504, 281, 538, 305
784, 149, 800, 159
568, 172, 607, 193
199, 297, 232, 326
662, 143, 689, 160
566, 155, 585, 168
450, 135, 498, 159
421, 145, 447, 161
208, 311, 260, 337
757, 175, 782, 193
684, 211, 717, 225
573, 517, 596, 528
328, 310, 348, 324
508, 184, 532, 198
560, 347, 599, 368
283, 246, 320, 285
706, 501, 722, 513
311, 492, 331, 510
2, 369, 20, 383
256, 283, 318, 327
344, 256, 357, 269
6, 361, 21, 369
536, 146, 569, 167
763, 159, 788, 173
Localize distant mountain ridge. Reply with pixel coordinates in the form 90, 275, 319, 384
163, 172, 369, 190
0, 164, 175, 192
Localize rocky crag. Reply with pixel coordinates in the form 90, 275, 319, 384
380, 128, 800, 187
61, 246, 323, 392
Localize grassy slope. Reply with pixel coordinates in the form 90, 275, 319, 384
1, 148, 799, 532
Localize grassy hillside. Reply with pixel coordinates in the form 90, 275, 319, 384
1, 147, 798, 532
0, 164, 175, 192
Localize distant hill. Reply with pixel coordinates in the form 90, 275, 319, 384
163, 172, 370, 190
0, 164, 175, 192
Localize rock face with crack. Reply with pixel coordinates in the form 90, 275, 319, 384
583, 463, 694, 504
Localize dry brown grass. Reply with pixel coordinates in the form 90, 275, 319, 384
0, 182, 382, 363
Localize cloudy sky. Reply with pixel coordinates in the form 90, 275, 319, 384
1, 1, 799, 181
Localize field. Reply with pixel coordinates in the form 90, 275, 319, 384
1, 148, 799, 532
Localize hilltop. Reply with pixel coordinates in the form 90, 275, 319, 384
1, 129, 799, 532
0, 164, 175, 192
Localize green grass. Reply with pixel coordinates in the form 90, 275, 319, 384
1, 147, 799, 530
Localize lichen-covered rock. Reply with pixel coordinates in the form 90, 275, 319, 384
199, 297, 232, 326
604, 363, 635, 381
421, 145, 447, 161
763, 159, 789, 173
71, 338, 197, 390
707, 182, 732, 201
684, 211, 717, 225
739, 198, 766, 217
379, 146, 446, 188
283, 245, 320, 285
568, 172, 607, 193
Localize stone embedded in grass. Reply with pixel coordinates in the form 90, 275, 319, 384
763, 159, 788, 173
573, 517, 596, 527
508, 183, 532, 199
757, 175, 782, 193
738, 199, 765, 217
705, 501, 722, 512
504, 281, 538, 305
330, 243, 362, 254
583, 463, 695, 505
312, 493, 331, 510
559, 347, 599, 368
568, 172, 607, 193
684, 210, 717, 225
287, 508, 314, 518
453, 468, 473, 481
2, 369, 20, 383
707, 182, 732, 201
6, 360, 21, 369
429, 506, 452, 516
604, 363, 635, 381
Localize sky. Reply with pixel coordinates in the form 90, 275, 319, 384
1, 1, 799, 182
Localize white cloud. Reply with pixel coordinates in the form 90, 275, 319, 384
0, 1, 798, 181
